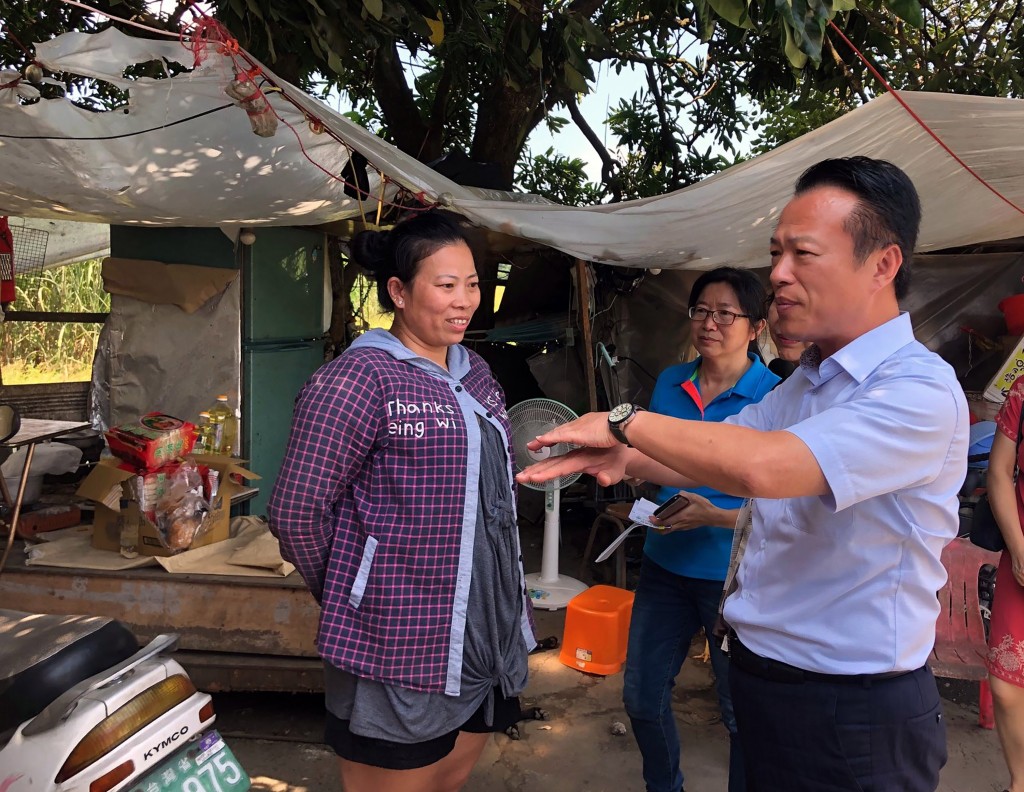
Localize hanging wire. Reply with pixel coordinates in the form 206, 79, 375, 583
44, 0, 436, 214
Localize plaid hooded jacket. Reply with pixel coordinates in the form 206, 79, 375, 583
268, 329, 535, 695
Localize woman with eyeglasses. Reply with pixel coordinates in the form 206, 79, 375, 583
623, 267, 778, 792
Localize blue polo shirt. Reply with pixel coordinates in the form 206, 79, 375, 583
645, 353, 779, 580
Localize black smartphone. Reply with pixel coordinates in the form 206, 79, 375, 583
652, 492, 691, 520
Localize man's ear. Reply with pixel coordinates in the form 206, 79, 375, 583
872, 243, 903, 293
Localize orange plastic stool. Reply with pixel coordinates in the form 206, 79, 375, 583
559, 584, 635, 675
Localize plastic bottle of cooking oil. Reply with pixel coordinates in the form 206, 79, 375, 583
207, 395, 238, 456
193, 411, 213, 454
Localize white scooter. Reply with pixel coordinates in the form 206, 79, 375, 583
0, 609, 250, 792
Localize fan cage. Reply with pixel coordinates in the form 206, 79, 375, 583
507, 398, 582, 492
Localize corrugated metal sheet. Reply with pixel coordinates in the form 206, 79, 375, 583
0, 382, 90, 422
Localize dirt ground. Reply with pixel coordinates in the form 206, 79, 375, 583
222, 607, 1009, 792
221, 507, 1010, 791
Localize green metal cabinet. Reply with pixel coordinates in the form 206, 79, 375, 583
241, 227, 327, 516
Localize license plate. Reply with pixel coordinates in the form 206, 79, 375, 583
126, 731, 250, 792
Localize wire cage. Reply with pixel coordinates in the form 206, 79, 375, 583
8, 223, 49, 277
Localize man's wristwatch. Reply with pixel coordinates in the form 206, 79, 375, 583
608, 403, 645, 447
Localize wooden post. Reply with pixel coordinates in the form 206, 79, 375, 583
576, 259, 598, 412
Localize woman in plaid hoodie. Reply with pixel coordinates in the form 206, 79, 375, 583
269, 210, 534, 792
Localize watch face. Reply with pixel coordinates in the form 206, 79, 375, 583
609, 403, 633, 424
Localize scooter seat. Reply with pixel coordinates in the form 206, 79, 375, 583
0, 609, 139, 738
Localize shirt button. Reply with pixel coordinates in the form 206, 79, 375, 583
486, 411, 493, 418
455, 385, 463, 392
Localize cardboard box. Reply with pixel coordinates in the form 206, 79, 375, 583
79, 455, 258, 557
983, 333, 1024, 403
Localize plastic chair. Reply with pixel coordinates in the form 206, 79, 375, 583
931, 537, 1001, 729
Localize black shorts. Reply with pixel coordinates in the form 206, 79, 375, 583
324, 687, 522, 770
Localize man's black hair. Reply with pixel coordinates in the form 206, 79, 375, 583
795, 157, 921, 300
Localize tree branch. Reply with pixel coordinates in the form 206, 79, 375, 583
965, 1, 1008, 63
422, 59, 454, 162
566, 95, 621, 202
918, 0, 954, 29
371, 41, 430, 158
644, 62, 685, 190
825, 34, 869, 103
568, 0, 605, 16
586, 45, 700, 74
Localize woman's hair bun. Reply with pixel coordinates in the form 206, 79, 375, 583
349, 229, 392, 277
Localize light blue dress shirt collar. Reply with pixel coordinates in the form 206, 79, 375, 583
799, 312, 915, 387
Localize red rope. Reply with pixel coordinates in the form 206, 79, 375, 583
173, 10, 436, 213
828, 20, 1024, 217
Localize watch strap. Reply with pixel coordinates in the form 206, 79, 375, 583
609, 404, 644, 447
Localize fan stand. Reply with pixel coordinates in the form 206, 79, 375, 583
525, 486, 588, 611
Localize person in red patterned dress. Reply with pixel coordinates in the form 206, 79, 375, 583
987, 374, 1024, 792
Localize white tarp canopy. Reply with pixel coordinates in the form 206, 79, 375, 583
7, 217, 110, 269
3, 28, 1024, 269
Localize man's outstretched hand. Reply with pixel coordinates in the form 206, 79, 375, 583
517, 412, 630, 487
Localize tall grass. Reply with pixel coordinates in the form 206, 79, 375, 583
1, 259, 109, 384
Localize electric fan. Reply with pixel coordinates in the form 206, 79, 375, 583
508, 397, 589, 610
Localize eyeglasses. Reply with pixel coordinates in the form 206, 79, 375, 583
688, 306, 751, 326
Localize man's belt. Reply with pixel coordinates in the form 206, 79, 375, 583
727, 633, 914, 687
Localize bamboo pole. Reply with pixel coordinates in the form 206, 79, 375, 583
576, 259, 598, 412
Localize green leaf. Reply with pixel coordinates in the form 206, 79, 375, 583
327, 49, 343, 75
577, 17, 611, 48
782, 20, 809, 69
692, 0, 718, 41
831, 0, 857, 9
775, 0, 826, 65
707, 0, 753, 29
264, 20, 277, 60
363, 0, 383, 21
933, 35, 959, 57
885, 0, 923, 28
243, 0, 264, 21
563, 62, 589, 94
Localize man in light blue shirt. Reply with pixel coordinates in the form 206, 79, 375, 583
518, 157, 968, 792
721, 313, 965, 678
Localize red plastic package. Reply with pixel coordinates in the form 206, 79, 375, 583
105, 413, 197, 472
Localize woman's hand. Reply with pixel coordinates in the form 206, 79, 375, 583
1011, 549, 1024, 587
650, 492, 733, 533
